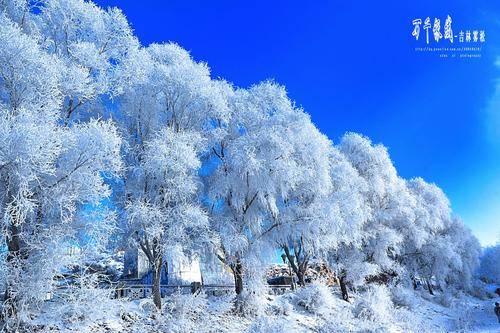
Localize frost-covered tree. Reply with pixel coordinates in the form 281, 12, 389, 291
120, 43, 228, 309
277, 145, 370, 287
388, 178, 482, 294
125, 128, 208, 310
2, 0, 139, 120
413, 216, 480, 293
0, 16, 63, 323
479, 243, 500, 283
445, 217, 481, 291
333, 133, 415, 298
207, 82, 324, 297
398, 177, 452, 291
273, 131, 332, 287
36, 0, 138, 121
0, 12, 122, 328
322, 148, 373, 300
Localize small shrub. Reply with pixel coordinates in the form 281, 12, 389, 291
161, 291, 209, 332
353, 285, 393, 323
235, 277, 270, 316
270, 295, 293, 316
436, 290, 455, 308
390, 287, 414, 309
42, 274, 120, 328
138, 298, 157, 314
236, 290, 269, 316
294, 282, 335, 314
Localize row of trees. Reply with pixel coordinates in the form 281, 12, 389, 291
0, 0, 482, 327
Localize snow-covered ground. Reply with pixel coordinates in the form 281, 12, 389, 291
29, 284, 500, 332
393, 290, 499, 332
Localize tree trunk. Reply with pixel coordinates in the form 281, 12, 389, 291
233, 259, 243, 295
6, 222, 21, 262
412, 277, 417, 290
339, 276, 349, 302
4, 220, 21, 320
152, 256, 163, 310
296, 270, 306, 287
283, 244, 308, 287
426, 279, 434, 295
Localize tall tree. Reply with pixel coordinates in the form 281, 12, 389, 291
0, 12, 122, 328
415, 216, 480, 294
277, 146, 370, 288
478, 243, 500, 284
120, 43, 227, 309
398, 177, 452, 291
332, 133, 414, 299
207, 81, 331, 298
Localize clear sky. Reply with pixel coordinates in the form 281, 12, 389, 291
94, 0, 500, 246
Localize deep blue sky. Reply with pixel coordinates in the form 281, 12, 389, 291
95, 0, 500, 245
